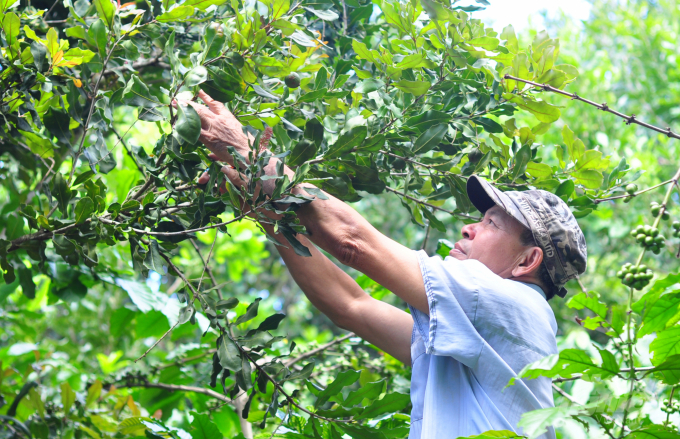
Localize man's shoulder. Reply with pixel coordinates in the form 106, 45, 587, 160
420, 251, 558, 347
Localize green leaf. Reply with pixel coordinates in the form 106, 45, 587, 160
87, 19, 107, 56
175, 104, 201, 145
645, 354, 680, 386
61, 382, 76, 414
185, 66, 208, 87
421, 0, 454, 21
352, 39, 375, 63
511, 144, 531, 181
393, 79, 431, 96
17, 267, 35, 299
526, 162, 553, 180
573, 170, 603, 189
218, 336, 242, 371
51, 173, 72, 218
65, 26, 87, 40
339, 424, 387, 439
297, 87, 326, 103
637, 290, 680, 337
44, 108, 71, 146
74, 197, 94, 224
325, 126, 367, 158
157, 5, 194, 22
304, 118, 324, 147
354, 392, 411, 420
404, 111, 451, 133
413, 123, 447, 154
567, 292, 608, 318
507, 95, 561, 123
354, 79, 384, 94
86, 380, 102, 408
626, 426, 680, 439
468, 36, 500, 50
189, 412, 222, 439
304, 7, 339, 21
651, 325, 680, 365
421, 208, 446, 232
517, 348, 619, 381
184, 0, 227, 10
314, 369, 360, 408
342, 380, 386, 407
501, 25, 518, 53
517, 405, 581, 439
2, 12, 20, 48
436, 239, 454, 258
285, 361, 315, 381
256, 313, 285, 331
122, 76, 162, 108
93, 0, 115, 29
143, 240, 165, 274
216, 297, 239, 310
235, 298, 261, 325
395, 53, 425, 69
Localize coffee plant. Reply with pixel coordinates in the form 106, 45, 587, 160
1, 0, 680, 437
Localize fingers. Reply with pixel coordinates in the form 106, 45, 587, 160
197, 171, 210, 185
222, 165, 247, 189
198, 90, 229, 116
179, 100, 215, 132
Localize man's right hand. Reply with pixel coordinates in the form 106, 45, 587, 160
175, 90, 251, 165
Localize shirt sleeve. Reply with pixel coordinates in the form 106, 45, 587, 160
409, 250, 487, 368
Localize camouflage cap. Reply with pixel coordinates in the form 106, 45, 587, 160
466, 175, 587, 298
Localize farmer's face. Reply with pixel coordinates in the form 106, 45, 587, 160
449, 206, 530, 278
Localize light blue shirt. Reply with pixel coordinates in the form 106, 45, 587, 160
409, 251, 557, 439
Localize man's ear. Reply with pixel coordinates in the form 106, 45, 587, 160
511, 246, 544, 279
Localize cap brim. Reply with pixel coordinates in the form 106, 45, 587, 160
466, 176, 530, 229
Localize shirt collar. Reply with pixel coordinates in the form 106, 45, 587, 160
518, 282, 546, 300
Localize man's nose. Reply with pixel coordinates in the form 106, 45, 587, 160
461, 223, 477, 240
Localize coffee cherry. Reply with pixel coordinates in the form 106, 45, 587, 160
468, 149, 483, 163
285, 72, 301, 88
630, 224, 665, 250
620, 263, 654, 290
626, 184, 638, 194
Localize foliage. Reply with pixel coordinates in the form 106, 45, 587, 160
2, 0, 680, 437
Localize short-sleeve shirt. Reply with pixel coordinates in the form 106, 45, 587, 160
409, 251, 557, 439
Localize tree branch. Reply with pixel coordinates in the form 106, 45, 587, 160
385, 186, 480, 220
284, 333, 354, 367
121, 381, 235, 404
503, 75, 680, 141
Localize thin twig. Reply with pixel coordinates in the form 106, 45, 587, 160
284, 333, 354, 367
135, 321, 180, 362
551, 383, 625, 437
99, 209, 253, 236
67, 35, 125, 186
121, 381, 234, 404
503, 75, 680, 141
190, 238, 224, 300
155, 349, 217, 371
111, 126, 145, 175
240, 350, 352, 423
594, 180, 673, 204
385, 186, 480, 220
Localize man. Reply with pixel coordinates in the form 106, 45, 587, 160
185, 91, 588, 438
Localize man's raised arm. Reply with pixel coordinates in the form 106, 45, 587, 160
186, 91, 429, 315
